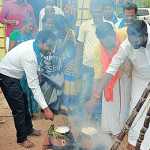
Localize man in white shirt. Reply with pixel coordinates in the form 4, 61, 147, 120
0, 30, 55, 148
88, 20, 150, 150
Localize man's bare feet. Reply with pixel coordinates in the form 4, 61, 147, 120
0, 119, 5, 124
30, 128, 41, 136
18, 139, 34, 148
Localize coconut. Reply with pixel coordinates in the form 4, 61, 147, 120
55, 126, 70, 134
81, 127, 97, 136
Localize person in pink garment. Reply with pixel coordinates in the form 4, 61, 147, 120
0, 0, 36, 37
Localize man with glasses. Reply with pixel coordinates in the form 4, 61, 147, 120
0, 30, 55, 148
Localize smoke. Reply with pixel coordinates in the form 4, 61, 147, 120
26, 0, 125, 149
67, 107, 114, 150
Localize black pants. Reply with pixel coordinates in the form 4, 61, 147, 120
0, 73, 33, 143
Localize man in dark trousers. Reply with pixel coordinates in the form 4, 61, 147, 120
0, 30, 55, 148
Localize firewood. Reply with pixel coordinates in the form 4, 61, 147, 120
135, 105, 150, 149
110, 82, 150, 150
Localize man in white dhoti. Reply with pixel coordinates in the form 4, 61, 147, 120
83, 0, 131, 135
89, 20, 150, 149
96, 22, 131, 136
100, 2, 138, 137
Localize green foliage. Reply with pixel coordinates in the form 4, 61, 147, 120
48, 124, 68, 140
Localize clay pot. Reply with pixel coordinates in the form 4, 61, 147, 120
77, 127, 98, 150
77, 133, 94, 150
42, 131, 75, 150
50, 136, 67, 147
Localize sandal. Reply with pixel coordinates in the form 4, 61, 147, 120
18, 139, 34, 148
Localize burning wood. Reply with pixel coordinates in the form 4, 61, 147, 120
111, 82, 150, 150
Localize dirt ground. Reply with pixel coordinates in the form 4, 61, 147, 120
0, 92, 70, 150
0, 92, 128, 150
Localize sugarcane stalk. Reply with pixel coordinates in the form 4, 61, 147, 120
135, 104, 150, 149
110, 82, 150, 150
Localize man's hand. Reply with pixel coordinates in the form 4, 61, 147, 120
43, 107, 54, 120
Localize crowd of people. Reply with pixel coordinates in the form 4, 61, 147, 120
0, 0, 150, 149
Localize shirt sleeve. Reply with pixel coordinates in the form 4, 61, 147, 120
9, 30, 20, 41
106, 40, 130, 76
39, 8, 45, 31
77, 23, 86, 43
22, 56, 48, 109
